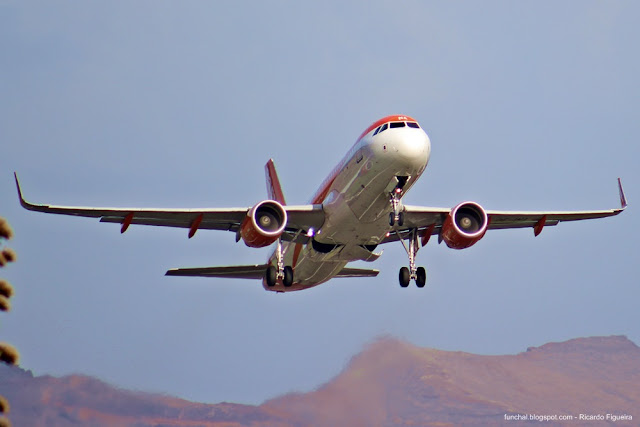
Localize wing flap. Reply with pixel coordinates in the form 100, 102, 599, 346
99, 216, 240, 231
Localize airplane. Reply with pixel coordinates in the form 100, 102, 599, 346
15, 114, 627, 292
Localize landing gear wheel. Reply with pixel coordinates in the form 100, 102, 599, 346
390, 212, 404, 227
283, 266, 294, 287
399, 267, 410, 288
265, 265, 277, 287
416, 267, 426, 288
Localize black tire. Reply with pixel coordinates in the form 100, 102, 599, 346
265, 265, 277, 287
398, 212, 404, 227
389, 212, 395, 226
283, 266, 294, 287
399, 267, 410, 288
416, 267, 426, 288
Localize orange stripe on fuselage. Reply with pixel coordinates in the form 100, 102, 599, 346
357, 114, 418, 140
311, 176, 337, 205
310, 115, 417, 205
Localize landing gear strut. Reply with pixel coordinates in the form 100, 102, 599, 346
388, 189, 404, 226
388, 177, 408, 227
397, 228, 427, 288
265, 239, 294, 287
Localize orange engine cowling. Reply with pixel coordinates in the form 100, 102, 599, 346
441, 201, 488, 250
240, 200, 287, 248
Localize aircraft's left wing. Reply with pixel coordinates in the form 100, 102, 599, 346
14, 173, 324, 239
382, 179, 627, 244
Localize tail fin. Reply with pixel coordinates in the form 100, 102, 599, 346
265, 159, 286, 205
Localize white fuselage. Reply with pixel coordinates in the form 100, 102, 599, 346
264, 115, 431, 291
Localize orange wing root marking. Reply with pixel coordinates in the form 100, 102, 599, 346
188, 214, 204, 239
121, 212, 134, 234
420, 224, 436, 247
534, 215, 547, 237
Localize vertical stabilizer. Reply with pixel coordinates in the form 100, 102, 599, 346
265, 159, 286, 205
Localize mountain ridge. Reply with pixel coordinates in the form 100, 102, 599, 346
1, 335, 638, 426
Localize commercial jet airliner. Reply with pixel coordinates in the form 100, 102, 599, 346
15, 115, 627, 292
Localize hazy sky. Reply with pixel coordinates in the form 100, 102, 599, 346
1, 1, 638, 405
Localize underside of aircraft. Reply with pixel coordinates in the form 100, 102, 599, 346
15, 115, 627, 292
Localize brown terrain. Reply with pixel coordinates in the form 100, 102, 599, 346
0, 335, 638, 426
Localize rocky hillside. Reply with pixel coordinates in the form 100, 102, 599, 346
1, 336, 638, 426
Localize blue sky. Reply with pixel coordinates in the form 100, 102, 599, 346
1, 2, 638, 404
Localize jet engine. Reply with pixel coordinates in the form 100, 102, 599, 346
440, 201, 488, 249
240, 200, 287, 248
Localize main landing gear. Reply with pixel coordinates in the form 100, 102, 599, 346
397, 229, 427, 288
387, 177, 426, 288
265, 239, 294, 288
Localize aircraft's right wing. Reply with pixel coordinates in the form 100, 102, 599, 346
14, 173, 325, 239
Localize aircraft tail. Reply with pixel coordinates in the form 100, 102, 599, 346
265, 159, 286, 205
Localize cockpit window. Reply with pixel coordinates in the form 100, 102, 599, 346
407, 122, 420, 129
373, 126, 381, 136
378, 123, 388, 134
390, 122, 406, 128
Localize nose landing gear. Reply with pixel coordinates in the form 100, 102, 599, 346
388, 176, 409, 227
389, 190, 404, 226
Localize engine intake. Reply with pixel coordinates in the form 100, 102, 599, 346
441, 201, 488, 249
240, 200, 287, 248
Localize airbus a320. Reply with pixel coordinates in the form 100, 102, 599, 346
15, 115, 627, 292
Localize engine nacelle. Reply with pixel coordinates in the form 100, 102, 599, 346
441, 201, 488, 250
240, 200, 287, 248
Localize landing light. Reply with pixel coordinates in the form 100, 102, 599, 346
307, 228, 315, 237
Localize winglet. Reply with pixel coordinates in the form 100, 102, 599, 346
265, 159, 286, 205
618, 178, 627, 209
14, 172, 31, 210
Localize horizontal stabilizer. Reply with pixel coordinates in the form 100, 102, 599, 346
165, 264, 378, 280
166, 264, 268, 279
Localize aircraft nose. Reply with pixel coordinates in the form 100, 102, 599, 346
390, 129, 431, 171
